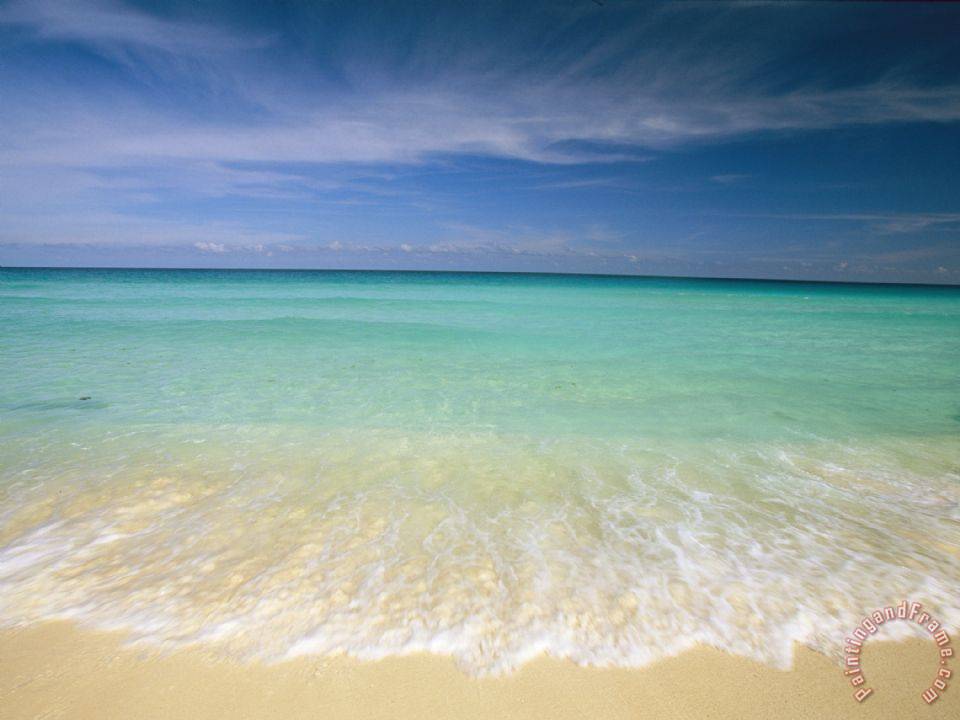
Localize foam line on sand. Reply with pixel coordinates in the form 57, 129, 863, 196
1, 622, 957, 719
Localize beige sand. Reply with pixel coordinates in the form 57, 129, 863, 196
0, 622, 955, 719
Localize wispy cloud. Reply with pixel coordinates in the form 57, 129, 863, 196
3, 1, 960, 174
0, 0, 269, 56
0, 209, 309, 247
736, 212, 960, 234
711, 174, 752, 185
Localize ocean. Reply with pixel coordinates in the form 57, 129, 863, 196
1, 268, 958, 674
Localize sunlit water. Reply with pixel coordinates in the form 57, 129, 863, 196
1, 268, 958, 674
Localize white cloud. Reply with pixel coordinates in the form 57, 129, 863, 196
3, 1, 960, 179
737, 212, 960, 234
5, 83, 960, 175
0, 0, 269, 57
711, 174, 752, 185
193, 242, 226, 253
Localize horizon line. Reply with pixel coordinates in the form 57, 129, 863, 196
1, 265, 958, 289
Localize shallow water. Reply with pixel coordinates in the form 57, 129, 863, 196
1, 268, 958, 673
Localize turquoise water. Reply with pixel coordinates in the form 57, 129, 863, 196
1, 268, 958, 673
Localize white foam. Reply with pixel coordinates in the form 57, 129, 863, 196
0, 433, 957, 676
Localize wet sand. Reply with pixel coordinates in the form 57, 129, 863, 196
1, 621, 956, 719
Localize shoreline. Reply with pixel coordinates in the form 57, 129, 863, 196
1, 621, 956, 719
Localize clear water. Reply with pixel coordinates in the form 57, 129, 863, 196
1, 268, 958, 673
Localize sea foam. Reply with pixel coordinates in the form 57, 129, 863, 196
0, 430, 957, 676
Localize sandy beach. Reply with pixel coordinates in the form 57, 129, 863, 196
1, 621, 955, 720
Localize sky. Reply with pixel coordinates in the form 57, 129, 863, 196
0, 0, 959, 282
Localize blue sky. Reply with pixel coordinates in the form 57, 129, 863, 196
1, 0, 959, 282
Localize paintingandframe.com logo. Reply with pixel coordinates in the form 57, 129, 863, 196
844, 601, 953, 704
